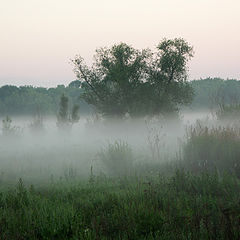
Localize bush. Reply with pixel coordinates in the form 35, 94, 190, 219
98, 141, 134, 177
57, 94, 80, 131
182, 124, 240, 176
2, 116, 21, 137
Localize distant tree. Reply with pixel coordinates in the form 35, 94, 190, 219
57, 94, 69, 126
68, 80, 81, 88
190, 78, 240, 110
71, 104, 80, 123
72, 38, 194, 118
0, 84, 90, 116
2, 116, 13, 136
2, 116, 20, 136
57, 93, 80, 130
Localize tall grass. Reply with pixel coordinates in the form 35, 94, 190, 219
215, 103, 240, 121
1, 116, 240, 238
182, 123, 240, 176
0, 172, 239, 239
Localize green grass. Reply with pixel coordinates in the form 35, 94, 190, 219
182, 124, 240, 176
0, 171, 240, 239
1, 121, 240, 239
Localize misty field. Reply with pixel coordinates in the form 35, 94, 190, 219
1, 0, 240, 236
0, 113, 240, 239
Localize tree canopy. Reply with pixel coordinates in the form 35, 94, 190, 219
72, 38, 194, 118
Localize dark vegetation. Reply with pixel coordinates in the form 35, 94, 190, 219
72, 38, 194, 117
190, 78, 240, 110
1, 171, 240, 240
57, 93, 80, 130
1, 78, 240, 116
0, 120, 240, 239
0, 84, 89, 116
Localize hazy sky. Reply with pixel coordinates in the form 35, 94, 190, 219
0, 0, 239, 87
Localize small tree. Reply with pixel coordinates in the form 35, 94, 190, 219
71, 104, 80, 123
98, 141, 134, 176
2, 116, 20, 136
57, 94, 69, 126
68, 80, 81, 88
57, 94, 80, 130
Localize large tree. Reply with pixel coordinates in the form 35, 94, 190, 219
72, 38, 194, 118
72, 43, 148, 117
140, 38, 194, 116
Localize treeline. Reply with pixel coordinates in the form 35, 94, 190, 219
0, 78, 239, 116
0, 84, 91, 116
190, 78, 240, 110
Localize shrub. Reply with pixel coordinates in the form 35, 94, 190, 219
182, 123, 240, 176
57, 94, 80, 131
98, 141, 134, 177
2, 116, 20, 137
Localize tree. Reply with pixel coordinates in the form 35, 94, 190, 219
2, 116, 20, 137
57, 94, 80, 130
72, 38, 194, 118
71, 104, 80, 123
73, 43, 148, 117
68, 80, 81, 88
156, 38, 194, 84
141, 38, 194, 116
57, 93, 69, 126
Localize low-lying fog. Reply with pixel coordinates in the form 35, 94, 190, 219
0, 111, 212, 185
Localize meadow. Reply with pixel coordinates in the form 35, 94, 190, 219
0, 113, 240, 239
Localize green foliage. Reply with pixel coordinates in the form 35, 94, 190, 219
190, 78, 240, 110
157, 38, 194, 83
57, 93, 69, 125
72, 38, 194, 118
0, 85, 90, 116
1, 78, 240, 116
183, 123, 240, 176
73, 43, 148, 118
0, 172, 239, 239
68, 80, 81, 88
0, 117, 240, 238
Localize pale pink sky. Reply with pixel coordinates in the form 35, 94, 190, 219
0, 0, 239, 87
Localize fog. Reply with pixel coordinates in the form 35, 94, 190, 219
0, 111, 212, 185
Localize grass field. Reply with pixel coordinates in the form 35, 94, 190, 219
0, 171, 239, 239
1, 118, 240, 239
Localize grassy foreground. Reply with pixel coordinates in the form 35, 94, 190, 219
1, 123, 240, 239
0, 171, 240, 240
